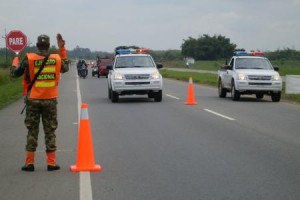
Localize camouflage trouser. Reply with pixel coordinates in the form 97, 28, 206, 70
25, 98, 58, 152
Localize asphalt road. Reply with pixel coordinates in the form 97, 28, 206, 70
1, 65, 300, 200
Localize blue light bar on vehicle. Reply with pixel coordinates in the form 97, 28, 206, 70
116, 49, 132, 54
233, 51, 250, 56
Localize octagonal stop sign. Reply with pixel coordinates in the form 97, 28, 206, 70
6, 30, 27, 54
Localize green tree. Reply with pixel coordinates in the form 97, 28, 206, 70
181, 34, 237, 60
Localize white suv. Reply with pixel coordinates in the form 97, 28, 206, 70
218, 51, 282, 102
108, 49, 163, 102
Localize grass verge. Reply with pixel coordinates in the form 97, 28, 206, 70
0, 69, 23, 110
160, 68, 218, 86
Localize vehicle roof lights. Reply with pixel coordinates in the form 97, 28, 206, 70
116, 49, 132, 54
234, 50, 265, 57
250, 51, 265, 56
116, 48, 150, 55
233, 51, 250, 56
135, 48, 150, 53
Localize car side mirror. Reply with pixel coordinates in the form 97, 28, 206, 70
221, 64, 232, 70
226, 65, 233, 70
273, 66, 279, 72
156, 63, 163, 69
107, 65, 113, 70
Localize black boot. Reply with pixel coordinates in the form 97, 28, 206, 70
46, 151, 60, 171
47, 165, 60, 171
22, 164, 35, 172
22, 152, 35, 172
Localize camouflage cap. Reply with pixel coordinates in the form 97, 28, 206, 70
37, 34, 50, 44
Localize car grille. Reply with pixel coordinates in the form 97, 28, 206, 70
125, 82, 150, 85
248, 83, 272, 85
125, 74, 150, 80
248, 75, 272, 80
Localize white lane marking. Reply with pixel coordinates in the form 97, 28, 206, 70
204, 109, 235, 121
80, 172, 93, 200
77, 69, 93, 200
166, 94, 180, 100
77, 74, 82, 122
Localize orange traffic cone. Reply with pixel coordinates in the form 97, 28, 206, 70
185, 77, 197, 105
70, 103, 102, 172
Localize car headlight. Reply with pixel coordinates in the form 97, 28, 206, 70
151, 71, 160, 79
273, 74, 281, 81
238, 73, 247, 80
114, 72, 123, 80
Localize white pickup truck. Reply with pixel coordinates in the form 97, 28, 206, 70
217, 51, 282, 102
107, 48, 163, 103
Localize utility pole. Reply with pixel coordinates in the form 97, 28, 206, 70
1, 29, 8, 67
5, 29, 7, 67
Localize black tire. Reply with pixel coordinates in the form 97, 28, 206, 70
111, 90, 119, 103
148, 92, 154, 98
256, 93, 264, 99
218, 79, 227, 98
108, 87, 111, 99
231, 81, 240, 101
154, 90, 162, 102
271, 92, 281, 102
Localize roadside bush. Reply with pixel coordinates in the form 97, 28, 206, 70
0, 68, 23, 110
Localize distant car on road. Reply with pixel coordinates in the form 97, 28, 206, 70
96, 57, 113, 78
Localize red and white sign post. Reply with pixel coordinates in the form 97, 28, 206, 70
6, 30, 27, 55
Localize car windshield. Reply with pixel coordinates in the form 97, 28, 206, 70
99, 60, 113, 66
235, 58, 273, 70
115, 56, 155, 68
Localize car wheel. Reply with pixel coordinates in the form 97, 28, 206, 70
148, 92, 154, 98
111, 90, 119, 103
256, 93, 264, 99
271, 92, 281, 102
231, 81, 240, 101
154, 90, 162, 102
218, 79, 227, 98
108, 87, 111, 99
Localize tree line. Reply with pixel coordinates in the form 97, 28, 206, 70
1, 34, 300, 67
181, 34, 300, 61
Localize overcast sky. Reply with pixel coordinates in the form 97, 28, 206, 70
1, 0, 300, 52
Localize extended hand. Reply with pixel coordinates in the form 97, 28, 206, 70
56, 33, 65, 48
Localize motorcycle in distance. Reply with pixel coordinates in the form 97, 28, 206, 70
78, 66, 88, 79
77, 59, 88, 79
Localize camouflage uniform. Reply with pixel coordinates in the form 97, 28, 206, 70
11, 34, 69, 171
25, 99, 58, 152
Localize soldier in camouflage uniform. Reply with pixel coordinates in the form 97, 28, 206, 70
11, 33, 69, 172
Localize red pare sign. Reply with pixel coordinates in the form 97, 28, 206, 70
6, 30, 27, 53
